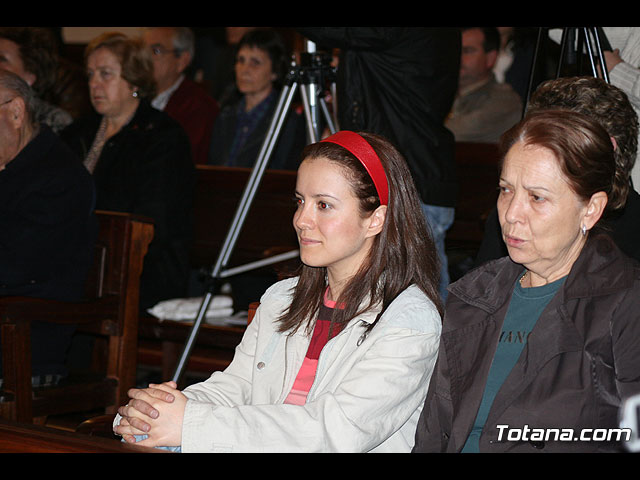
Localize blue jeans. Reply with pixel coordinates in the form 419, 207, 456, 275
421, 203, 454, 302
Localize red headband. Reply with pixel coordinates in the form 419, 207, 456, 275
321, 131, 389, 206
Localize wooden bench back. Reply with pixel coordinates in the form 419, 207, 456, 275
0, 211, 154, 423
190, 166, 299, 269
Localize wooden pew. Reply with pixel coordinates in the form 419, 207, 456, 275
0, 418, 165, 453
190, 165, 299, 269
137, 166, 300, 384
137, 301, 260, 382
0, 211, 154, 424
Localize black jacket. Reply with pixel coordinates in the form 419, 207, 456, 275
414, 233, 640, 452
0, 125, 96, 377
208, 90, 306, 171
61, 101, 195, 310
0, 125, 95, 300
298, 27, 461, 207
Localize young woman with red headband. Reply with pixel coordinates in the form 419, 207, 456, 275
113, 131, 443, 452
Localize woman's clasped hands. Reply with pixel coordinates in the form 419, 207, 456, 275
114, 380, 187, 448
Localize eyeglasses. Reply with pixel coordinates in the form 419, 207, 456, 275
150, 45, 179, 57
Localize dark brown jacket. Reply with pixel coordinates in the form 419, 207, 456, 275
413, 233, 640, 452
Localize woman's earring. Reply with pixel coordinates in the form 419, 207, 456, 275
581, 224, 587, 236
132, 90, 139, 98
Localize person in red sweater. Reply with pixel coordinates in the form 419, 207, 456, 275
143, 27, 219, 165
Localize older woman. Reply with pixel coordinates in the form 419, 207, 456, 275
60, 32, 194, 311
475, 76, 640, 266
207, 28, 305, 171
413, 109, 640, 453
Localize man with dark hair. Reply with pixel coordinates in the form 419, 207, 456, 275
0, 69, 96, 386
446, 27, 523, 143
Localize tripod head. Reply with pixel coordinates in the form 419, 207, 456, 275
299, 50, 336, 85
171, 39, 339, 383
283, 42, 337, 90
280, 40, 339, 142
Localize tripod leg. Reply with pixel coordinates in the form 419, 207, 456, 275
212, 83, 299, 274
591, 27, 610, 83
170, 287, 217, 383
557, 27, 570, 78
330, 82, 339, 131
319, 97, 337, 135
525, 27, 546, 114
171, 82, 299, 383
300, 84, 319, 143
582, 28, 598, 78
171, 55, 334, 383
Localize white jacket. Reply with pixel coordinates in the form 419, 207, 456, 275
180, 277, 441, 452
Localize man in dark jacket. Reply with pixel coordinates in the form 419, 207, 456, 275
296, 28, 461, 299
0, 70, 96, 384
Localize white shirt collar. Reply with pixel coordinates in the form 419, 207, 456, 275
151, 74, 185, 111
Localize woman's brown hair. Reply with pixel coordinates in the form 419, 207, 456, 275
85, 32, 156, 100
277, 132, 443, 337
500, 110, 623, 215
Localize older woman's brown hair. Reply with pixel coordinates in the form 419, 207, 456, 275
500, 109, 624, 216
84, 32, 156, 100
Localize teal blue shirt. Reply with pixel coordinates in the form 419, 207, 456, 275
462, 273, 566, 452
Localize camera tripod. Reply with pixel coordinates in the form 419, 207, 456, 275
525, 27, 612, 108
171, 42, 339, 383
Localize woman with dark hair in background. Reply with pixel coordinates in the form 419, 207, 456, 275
207, 28, 305, 171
